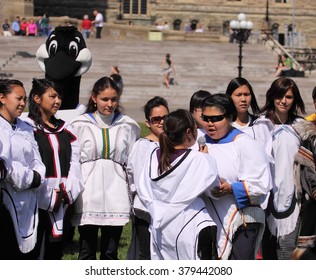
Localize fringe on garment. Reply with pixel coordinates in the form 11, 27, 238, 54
221, 207, 265, 260
292, 120, 316, 202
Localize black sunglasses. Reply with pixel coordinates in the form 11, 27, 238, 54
202, 114, 226, 123
150, 115, 167, 124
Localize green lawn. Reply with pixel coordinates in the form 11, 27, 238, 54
62, 122, 149, 260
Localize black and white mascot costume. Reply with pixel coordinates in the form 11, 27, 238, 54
36, 25, 92, 110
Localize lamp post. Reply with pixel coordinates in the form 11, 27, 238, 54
230, 13, 253, 78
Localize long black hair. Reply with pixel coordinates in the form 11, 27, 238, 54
28, 78, 63, 126
0, 79, 24, 108
86, 76, 121, 113
225, 77, 260, 115
260, 77, 305, 124
143, 96, 169, 121
158, 109, 196, 174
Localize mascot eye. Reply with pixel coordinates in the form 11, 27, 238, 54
48, 40, 58, 56
69, 41, 79, 58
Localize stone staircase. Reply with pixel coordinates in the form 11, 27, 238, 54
1, 35, 315, 122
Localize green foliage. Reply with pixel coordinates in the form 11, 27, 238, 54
139, 122, 150, 138
62, 222, 132, 260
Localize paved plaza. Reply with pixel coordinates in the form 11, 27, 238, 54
1, 35, 315, 121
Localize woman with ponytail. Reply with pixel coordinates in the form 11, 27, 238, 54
137, 109, 219, 260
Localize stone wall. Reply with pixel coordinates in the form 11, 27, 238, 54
0, 0, 33, 22
1, 0, 316, 47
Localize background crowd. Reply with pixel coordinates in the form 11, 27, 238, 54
0, 73, 315, 260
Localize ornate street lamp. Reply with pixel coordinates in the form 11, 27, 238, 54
230, 13, 253, 78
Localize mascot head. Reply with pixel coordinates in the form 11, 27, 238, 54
36, 26, 92, 109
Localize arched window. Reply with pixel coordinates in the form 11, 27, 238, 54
123, 0, 147, 16
173, 19, 181, 30
190, 20, 198, 31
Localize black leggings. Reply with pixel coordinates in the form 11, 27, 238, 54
229, 223, 261, 260
197, 225, 218, 260
78, 224, 123, 260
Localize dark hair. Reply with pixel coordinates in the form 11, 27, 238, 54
202, 93, 237, 122
110, 74, 123, 95
158, 109, 196, 174
225, 77, 260, 115
0, 79, 24, 108
166, 53, 171, 66
28, 78, 62, 125
189, 90, 211, 113
143, 96, 169, 121
312, 86, 316, 101
0, 79, 24, 95
260, 77, 306, 124
86, 76, 121, 113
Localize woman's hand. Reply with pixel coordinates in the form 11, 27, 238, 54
211, 178, 232, 197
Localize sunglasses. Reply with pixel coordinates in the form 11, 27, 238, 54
202, 114, 226, 123
150, 115, 167, 124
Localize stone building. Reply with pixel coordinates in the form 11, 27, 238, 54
1, 0, 316, 47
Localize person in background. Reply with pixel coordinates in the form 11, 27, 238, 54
274, 53, 292, 77
92, 10, 103, 39
225, 77, 274, 161
127, 96, 169, 260
260, 77, 306, 260
137, 109, 219, 260
0, 79, 46, 259
111, 66, 120, 75
25, 78, 83, 259
70, 76, 140, 260
225, 77, 260, 128
19, 17, 28, 36
161, 53, 176, 89
2, 19, 12, 36
305, 86, 316, 124
201, 93, 271, 260
291, 118, 316, 260
110, 67, 123, 95
26, 18, 37, 36
81, 14, 92, 39
189, 90, 212, 130
40, 13, 50, 36
11, 16, 20, 35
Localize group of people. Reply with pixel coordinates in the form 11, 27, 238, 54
128, 76, 316, 260
2, 9, 103, 39
0, 76, 140, 260
5, 14, 51, 37
0, 74, 315, 260
80, 10, 104, 39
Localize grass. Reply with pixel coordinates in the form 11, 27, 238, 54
62, 122, 149, 260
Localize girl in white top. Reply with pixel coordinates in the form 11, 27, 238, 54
127, 96, 169, 260
70, 76, 140, 259
25, 78, 83, 259
260, 77, 306, 260
225, 77, 274, 160
137, 109, 219, 260
201, 93, 272, 260
0, 79, 46, 259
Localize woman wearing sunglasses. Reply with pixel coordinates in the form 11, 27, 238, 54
127, 96, 169, 260
70, 76, 140, 260
201, 93, 271, 260
137, 109, 219, 260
